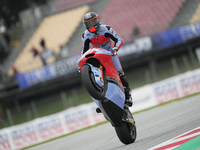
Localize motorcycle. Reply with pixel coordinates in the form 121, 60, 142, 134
77, 46, 137, 144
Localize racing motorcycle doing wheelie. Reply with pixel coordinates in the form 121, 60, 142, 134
77, 46, 137, 144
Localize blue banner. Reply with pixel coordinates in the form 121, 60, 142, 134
119, 21, 200, 57
152, 21, 200, 48
17, 55, 80, 89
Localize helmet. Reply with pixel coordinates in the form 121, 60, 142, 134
83, 12, 100, 33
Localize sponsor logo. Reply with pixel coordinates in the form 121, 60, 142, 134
11, 126, 37, 147
180, 22, 200, 41
154, 82, 179, 104
0, 133, 11, 150
64, 110, 91, 132
180, 74, 200, 96
85, 13, 91, 19
37, 118, 64, 139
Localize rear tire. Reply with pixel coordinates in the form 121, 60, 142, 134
81, 65, 105, 100
115, 122, 137, 144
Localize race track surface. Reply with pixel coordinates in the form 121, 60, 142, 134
28, 94, 200, 150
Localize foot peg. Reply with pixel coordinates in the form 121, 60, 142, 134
125, 97, 133, 107
96, 107, 102, 113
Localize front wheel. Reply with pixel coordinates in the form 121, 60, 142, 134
81, 64, 105, 100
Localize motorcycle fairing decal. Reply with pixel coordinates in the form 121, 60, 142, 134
95, 49, 111, 55
104, 82, 125, 109
106, 76, 124, 92
92, 82, 125, 109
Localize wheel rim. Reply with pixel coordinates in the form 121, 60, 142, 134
89, 67, 104, 93
129, 123, 136, 139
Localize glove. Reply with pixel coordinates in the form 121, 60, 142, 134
111, 47, 118, 56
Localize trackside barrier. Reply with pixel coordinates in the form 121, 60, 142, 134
0, 103, 105, 150
1, 68, 200, 149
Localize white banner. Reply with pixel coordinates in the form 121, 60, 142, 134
0, 103, 105, 150
152, 77, 181, 104
177, 69, 200, 97
130, 85, 157, 112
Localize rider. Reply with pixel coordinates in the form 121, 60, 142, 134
81, 12, 133, 109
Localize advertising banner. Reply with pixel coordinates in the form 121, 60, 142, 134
151, 21, 200, 48
120, 21, 200, 57
17, 55, 80, 89
35, 116, 65, 141
152, 78, 180, 104
0, 131, 12, 150
130, 85, 157, 112
10, 124, 38, 149
179, 22, 200, 41
62, 106, 94, 132
178, 69, 200, 97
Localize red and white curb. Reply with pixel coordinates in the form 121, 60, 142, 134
148, 126, 200, 150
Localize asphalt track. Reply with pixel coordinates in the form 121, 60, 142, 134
28, 94, 200, 150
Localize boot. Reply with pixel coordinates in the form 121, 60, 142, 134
125, 87, 133, 107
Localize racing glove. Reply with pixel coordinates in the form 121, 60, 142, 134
111, 47, 118, 56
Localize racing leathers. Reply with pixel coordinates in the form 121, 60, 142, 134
81, 24, 132, 107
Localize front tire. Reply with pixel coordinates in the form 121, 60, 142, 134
81, 64, 105, 100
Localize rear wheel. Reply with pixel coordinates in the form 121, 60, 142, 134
115, 121, 137, 144
115, 109, 137, 144
81, 64, 105, 100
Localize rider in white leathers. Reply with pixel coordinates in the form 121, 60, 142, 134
81, 12, 133, 109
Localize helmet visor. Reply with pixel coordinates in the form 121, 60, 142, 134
83, 18, 99, 29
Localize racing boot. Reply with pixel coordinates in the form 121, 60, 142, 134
96, 107, 102, 113
118, 70, 133, 107
125, 87, 133, 107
